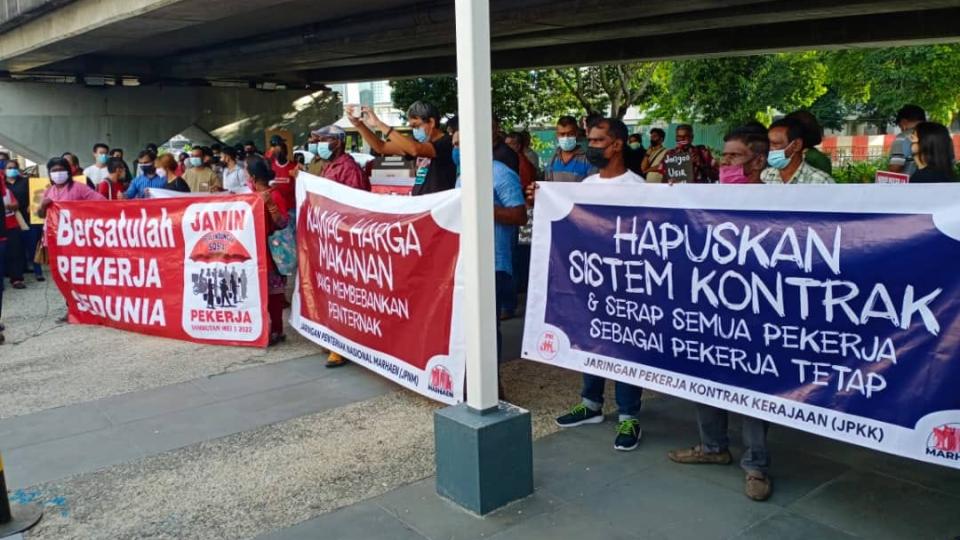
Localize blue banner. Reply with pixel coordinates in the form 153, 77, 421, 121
523, 183, 960, 468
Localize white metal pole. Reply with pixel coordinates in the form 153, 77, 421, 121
455, 0, 498, 412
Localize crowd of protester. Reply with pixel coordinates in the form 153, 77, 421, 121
0, 100, 956, 499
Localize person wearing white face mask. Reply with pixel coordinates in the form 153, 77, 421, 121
83, 143, 111, 187
760, 118, 835, 185
38, 157, 104, 223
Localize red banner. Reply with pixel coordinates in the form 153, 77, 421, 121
292, 173, 465, 403
46, 194, 270, 347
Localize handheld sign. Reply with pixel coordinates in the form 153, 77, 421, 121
876, 171, 910, 184
662, 151, 693, 183
28, 177, 49, 225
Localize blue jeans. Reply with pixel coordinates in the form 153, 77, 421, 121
697, 404, 770, 475
581, 374, 642, 420
496, 269, 517, 317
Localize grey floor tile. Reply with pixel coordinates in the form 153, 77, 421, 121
671, 442, 850, 507
488, 506, 638, 540
733, 510, 856, 539
0, 403, 112, 450
570, 465, 778, 540
96, 380, 216, 425
258, 502, 426, 540
790, 469, 960, 539
376, 478, 563, 540
4, 427, 144, 488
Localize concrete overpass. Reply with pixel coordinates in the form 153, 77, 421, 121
0, 0, 956, 164
0, 0, 958, 86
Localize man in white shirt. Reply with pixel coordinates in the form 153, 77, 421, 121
83, 143, 111, 187
542, 118, 646, 452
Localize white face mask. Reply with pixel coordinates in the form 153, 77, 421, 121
157, 168, 168, 179
50, 171, 70, 185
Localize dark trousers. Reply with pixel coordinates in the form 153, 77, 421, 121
268, 293, 286, 336
495, 271, 511, 363
4, 226, 23, 282
513, 243, 531, 295
0, 239, 6, 318
23, 225, 42, 277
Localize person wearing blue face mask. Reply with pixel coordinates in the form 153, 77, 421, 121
3, 161, 42, 283
309, 124, 371, 368
348, 100, 456, 196
760, 117, 835, 185
183, 146, 221, 193
83, 142, 111, 188
3, 161, 27, 289
540, 116, 596, 186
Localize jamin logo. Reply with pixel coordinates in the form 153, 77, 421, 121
538, 331, 558, 360
926, 423, 960, 461
428, 365, 454, 398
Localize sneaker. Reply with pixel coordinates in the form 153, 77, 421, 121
36, 275, 45, 282
326, 352, 348, 368
555, 403, 604, 427
667, 444, 733, 465
614, 419, 642, 451
745, 472, 772, 501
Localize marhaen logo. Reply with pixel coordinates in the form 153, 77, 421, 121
539, 331, 558, 360
926, 423, 960, 461
428, 365, 454, 398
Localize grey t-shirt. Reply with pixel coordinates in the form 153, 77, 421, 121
889, 128, 917, 176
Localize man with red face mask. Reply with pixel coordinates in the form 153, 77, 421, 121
717, 126, 769, 184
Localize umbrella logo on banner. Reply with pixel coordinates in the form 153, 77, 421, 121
189, 231, 251, 264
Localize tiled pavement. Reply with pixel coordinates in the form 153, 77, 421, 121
262, 396, 960, 540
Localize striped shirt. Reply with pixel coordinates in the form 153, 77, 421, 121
543, 148, 595, 183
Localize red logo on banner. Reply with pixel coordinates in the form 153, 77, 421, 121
927, 424, 960, 461
539, 331, 558, 360
428, 365, 455, 398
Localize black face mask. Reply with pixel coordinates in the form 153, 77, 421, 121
586, 146, 611, 168
141, 165, 156, 176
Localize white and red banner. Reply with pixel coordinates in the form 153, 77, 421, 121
47, 194, 270, 347
292, 173, 466, 404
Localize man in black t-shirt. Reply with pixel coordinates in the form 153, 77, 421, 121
349, 101, 457, 196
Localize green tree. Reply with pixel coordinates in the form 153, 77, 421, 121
823, 45, 960, 129
391, 71, 582, 127
653, 53, 828, 126
549, 63, 660, 120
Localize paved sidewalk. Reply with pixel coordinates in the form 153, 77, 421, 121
263, 396, 960, 540
1, 354, 394, 489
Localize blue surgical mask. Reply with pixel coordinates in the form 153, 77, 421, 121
5, 169, 19, 178
767, 149, 791, 170
412, 127, 429, 143
96, 154, 108, 165
316, 142, 334, 161
189, 157, 203, 168
452, 147, 461, 168
308, 143, 319, 154
558, 136, 577, 152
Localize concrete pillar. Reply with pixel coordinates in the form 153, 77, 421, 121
0, 81, 338, 166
